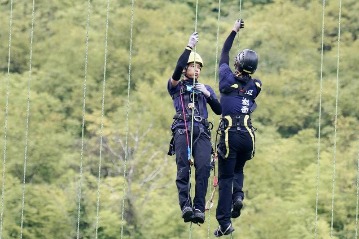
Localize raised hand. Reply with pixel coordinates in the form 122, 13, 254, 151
187, 32, 199, 49
194, 83, 210, 97
233, 19, 244, 32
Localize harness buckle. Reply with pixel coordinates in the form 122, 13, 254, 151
194, 115, 203, 122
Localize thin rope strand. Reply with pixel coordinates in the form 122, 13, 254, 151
120, 1, 135, 238
0, 1, 13, 237
207, 1, 221, 238
314, 0, 326, 238
188, 1, 199, 237
356, 149, 359, 238
239, 0, 242, 19
236, 0, 243, 49
19, 1, 36, 238
94, 1, 110, 238
190, 0, 200, 157
76, 1, 92, 239
330, 0, 341, 236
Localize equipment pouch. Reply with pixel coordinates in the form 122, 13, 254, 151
167, 136, 175, 156
216, 135, 227, 159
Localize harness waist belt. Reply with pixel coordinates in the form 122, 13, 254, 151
221, 114, 252, 128
173, 113, 209, 126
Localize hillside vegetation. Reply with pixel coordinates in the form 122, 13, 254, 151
0, 0, 358, 238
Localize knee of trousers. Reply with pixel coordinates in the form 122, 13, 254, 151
195, 164, 211, 179
176, 166, 190, 180
218, 172, 234, 180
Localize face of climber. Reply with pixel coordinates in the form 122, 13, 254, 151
184, 63, 202, 80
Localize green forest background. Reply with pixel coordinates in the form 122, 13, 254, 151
1, 0, 359, 238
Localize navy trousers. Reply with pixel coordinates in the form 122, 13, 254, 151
216, 128, 255, 228
174, 125, 212, 212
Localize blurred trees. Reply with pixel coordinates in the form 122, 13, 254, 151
0, 0, 358, 238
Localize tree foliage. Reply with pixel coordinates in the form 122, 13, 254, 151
0, 0, 358, 238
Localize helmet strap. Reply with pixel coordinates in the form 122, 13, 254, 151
234, 70, 242, 78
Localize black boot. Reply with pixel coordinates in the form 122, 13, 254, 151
214, 223, 234, 237
182, 206, 194, 223
192, 209, 205, 224
231, 197, 243, 218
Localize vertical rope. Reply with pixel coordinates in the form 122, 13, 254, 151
188, 0, 199, 238
238, 0, 243, 18
76, 1, 92, 238
206, 0, 221, 238
330, 0, 341, 237
231, 2, 244, 238
0, 1, 13, 237
94, 0, 110, 238
19, 1, 36, 238
356, 149, 359, 238
189, 0, 200, 162
120, 0, 135, 238
236, 0, 243, 49
314, 0, 326, 238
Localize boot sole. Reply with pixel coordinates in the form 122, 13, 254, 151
231, 200, 243, 218
192, 217, 204, 224
183, 210, 194, 223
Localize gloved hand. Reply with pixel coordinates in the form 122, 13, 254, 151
187, 32, 199, 49
194, 83, 210, 97
233, 19, 244, 32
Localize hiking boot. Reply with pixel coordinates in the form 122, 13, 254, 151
214, 223, 235, 237
182, 206, 194, 223
231, 197, 243, 218
192, 209, 205, 224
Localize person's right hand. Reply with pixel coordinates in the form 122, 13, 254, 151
187, 32, 199, 49
233, 19, 244, 32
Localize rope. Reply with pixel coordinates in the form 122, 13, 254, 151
330, 0, 342, 237
230, 2, 244, 238
238, 0, 243, 18
236, 0, 243, 49
189, 0, 200, 163
120, 0, 135, 238
76, 0, 92, 238
94, 0, 111, 238
187, 0, 200, 238
0, 0, 13, 237
314, 0, 326, 238
206, 0, 222, 238
19, 1, 36, 238
356, 149, 359, 238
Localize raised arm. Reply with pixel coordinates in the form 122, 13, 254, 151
170, 32, 199, 87
219, 19, 244, 66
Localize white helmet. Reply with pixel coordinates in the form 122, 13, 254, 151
188, 52, 203, 67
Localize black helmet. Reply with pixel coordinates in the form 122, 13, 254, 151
234, 49, 258, 74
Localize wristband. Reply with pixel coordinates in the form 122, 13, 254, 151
186, 46, 193, 51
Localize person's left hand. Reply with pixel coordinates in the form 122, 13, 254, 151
233, 19, 244, 32
194, 83, 210, 97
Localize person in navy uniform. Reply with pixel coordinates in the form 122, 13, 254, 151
167, 32, 222, 224
214, 19, 262, 237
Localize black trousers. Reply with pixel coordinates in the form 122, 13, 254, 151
174, 125, 212, 212
216, 128, 255, 228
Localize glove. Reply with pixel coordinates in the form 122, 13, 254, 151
187, 32, 199, 49
194, 83, 210, 97
233, 19, 244, 32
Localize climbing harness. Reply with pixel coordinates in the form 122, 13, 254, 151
179, 88, 193, 165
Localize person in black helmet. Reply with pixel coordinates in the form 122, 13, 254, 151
214, 19, 262, 237
167, 32, 222, 224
